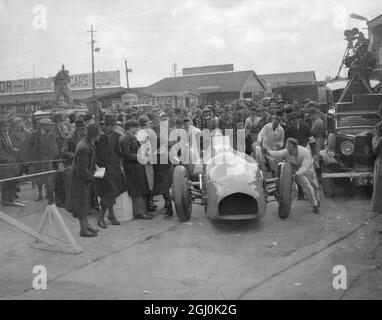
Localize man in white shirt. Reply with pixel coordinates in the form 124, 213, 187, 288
257, 115, 285, 151
264, 137, 320, 213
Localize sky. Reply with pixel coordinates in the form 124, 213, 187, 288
0, 0, 381, 88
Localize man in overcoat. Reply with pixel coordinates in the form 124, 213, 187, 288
27, 118, 59, 203
0, 119, 19, 206
65, 124, 101, 237
120, 120, 153, 219
95, 114, 125, 228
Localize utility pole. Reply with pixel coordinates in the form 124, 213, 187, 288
124, 59, 132, 89
87, 25, 99, 124
172, 63, 177, 77
88, 25, 97, 97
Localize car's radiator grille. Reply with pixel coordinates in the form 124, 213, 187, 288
218, 193, 258, 216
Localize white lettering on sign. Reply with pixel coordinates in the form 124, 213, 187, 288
32, 5, 47, 30
0, 71, 120, 95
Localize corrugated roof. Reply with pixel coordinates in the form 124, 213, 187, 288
0, 87, 126, 105
259, 71, 317, 88
142, 70, 267, 96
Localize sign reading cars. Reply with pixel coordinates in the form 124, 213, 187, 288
0, 70, 120, 95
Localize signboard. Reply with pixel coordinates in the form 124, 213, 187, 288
70, 71, 120, 90
183, 64, 234, 76
0, 70, 120, 95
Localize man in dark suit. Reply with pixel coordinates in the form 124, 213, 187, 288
120, 120, 153, 219
65, 124, 101, 237
0, 119, 19, 206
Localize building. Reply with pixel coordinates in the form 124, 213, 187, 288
0, 70, 125, 114
259, 71, 317, 90
368, 14, 382, 81
141, 66, 267, 108
259, 71, 326, 103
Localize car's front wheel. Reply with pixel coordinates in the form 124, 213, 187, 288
173, 165, 192, 222
277, 162, 293, 219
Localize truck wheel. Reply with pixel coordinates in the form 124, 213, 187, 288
255, 146, 267, 172
173, 165, 192, 222
327, 133, 335, 151
277, 162, 293, 219
321, 178, 335, 198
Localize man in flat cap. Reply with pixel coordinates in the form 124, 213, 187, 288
244, 106, 261, 155
307, 106, 325, 167
263, 137, 320, 213
120, 120, 152, 219
10, 117, 31, 176
137, 115, 157, 212
66, 124, 101, 237
0, 119, 20, 206
51, 113, 68, 207
27, 118, 59, 202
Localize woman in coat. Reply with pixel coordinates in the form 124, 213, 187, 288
95, 114, 125, 228
65, 124, 101, 237
120, 120, 152, 219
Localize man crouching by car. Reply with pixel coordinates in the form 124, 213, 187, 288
263, 137, 320, 213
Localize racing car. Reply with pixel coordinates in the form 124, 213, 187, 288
170, 136, 293, 222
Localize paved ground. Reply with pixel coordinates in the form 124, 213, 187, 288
0, 182, 382, 300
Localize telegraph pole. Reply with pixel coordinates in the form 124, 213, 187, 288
172, 63, 177, 77
87, 25, 99, 124
124, 59, 132, 89
88, 25, 97, 97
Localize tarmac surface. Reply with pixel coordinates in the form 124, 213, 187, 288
1, 181, 382, 300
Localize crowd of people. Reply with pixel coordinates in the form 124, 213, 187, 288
0, 98, 328, 237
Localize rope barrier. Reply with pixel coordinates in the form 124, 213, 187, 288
0, 167, 71, 184
0, 158, 72, 167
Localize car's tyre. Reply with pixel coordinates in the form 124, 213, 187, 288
277, 162, 293, 219
321, 177, 335, 198
255, 146, 267, 172
327, 133, 335, 151
173, 165, 192, 222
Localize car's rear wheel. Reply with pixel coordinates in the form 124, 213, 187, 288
277, 162, 293, 219
321, 177, 335, 198
173, 165, 192, 222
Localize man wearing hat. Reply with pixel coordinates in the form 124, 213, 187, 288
120, 120, 152, 219
0, 119, 20, 206
62, 119, 87, 163
94, 114, 125, 228
218, 105, 234, 135
263, 137, 320, 213
51, 113, 68, 207
307, 106, 325, 165
65, 124, 101, 237
201, 107, 218, 131
27, 118, 59, 202
244, 106, 261, 155
137, 115, 156, 212
10, 117, 31, 175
